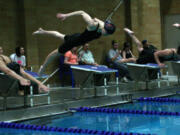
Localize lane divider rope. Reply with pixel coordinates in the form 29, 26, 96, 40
0, 121, 155, 135
70, 107, 180, 116
135, 97, 180, 103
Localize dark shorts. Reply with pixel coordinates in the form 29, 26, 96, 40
159, 55, 180, 62
58, 33, 82, 54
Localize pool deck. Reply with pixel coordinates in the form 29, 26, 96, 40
0, 78, 179, 122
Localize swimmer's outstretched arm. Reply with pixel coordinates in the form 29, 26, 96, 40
124, 28, 143, 53
39, 49, 60, 76
56, 11, 98, 28
20, 68, 49, 92
154, 49, 174, 67
93, 18, 105, 28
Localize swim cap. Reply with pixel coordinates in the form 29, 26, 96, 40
104, 20, 116, 34
141, 40, 147, 45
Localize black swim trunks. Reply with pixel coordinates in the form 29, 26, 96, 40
159, 51, 180, 62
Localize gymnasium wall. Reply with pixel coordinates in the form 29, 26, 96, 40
130, 0, 162, 56
0, 0, 19, 55
160, 0, 180, 49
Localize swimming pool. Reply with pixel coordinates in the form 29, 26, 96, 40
1, 95, 180, 135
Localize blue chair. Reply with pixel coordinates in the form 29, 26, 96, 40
59, 55, 75, 87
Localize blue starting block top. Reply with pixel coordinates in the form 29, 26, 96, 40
25, 70, 49, 79
127, 63, 167, 69
146, 63, 159, 67
70, 65, 118, 74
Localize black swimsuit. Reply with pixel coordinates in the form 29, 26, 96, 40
58, 25, 102, 54
122, 50, 132, 58
0, 56, 20, 74
136, 45, 157, 64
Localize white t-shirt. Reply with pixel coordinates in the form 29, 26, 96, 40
10, 53, 26, 67
79, 50, 95, 64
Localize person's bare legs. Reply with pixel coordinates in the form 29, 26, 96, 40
39, 49, 61, 76
33, 28, 64, 75
124, 28, 143, 53
33, 28, 65, 41
120, 58, 137, 63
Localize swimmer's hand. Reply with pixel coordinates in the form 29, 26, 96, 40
56, 13, 67, 21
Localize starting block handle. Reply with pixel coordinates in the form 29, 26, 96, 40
30, 86, 34, 107
47, 84, 51, 105
104, 78, 107, 96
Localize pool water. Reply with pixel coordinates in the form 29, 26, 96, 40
1, 95, 180, 135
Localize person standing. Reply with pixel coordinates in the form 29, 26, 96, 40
108, 40, 132, 81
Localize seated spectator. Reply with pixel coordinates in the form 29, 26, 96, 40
10, 46, 26, 68
79, 43, 105, 86
64, 47, 79, 65
0, 54, 49, 95
122, 42, 136, 62
79, 43, 98, 66
108, 40, 132, 82
0, 46, 3, 55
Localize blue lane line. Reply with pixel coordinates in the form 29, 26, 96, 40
0, 121, 155, 135
70, 107, 180, 116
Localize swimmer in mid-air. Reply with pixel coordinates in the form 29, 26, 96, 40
33, 10, 116, 75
